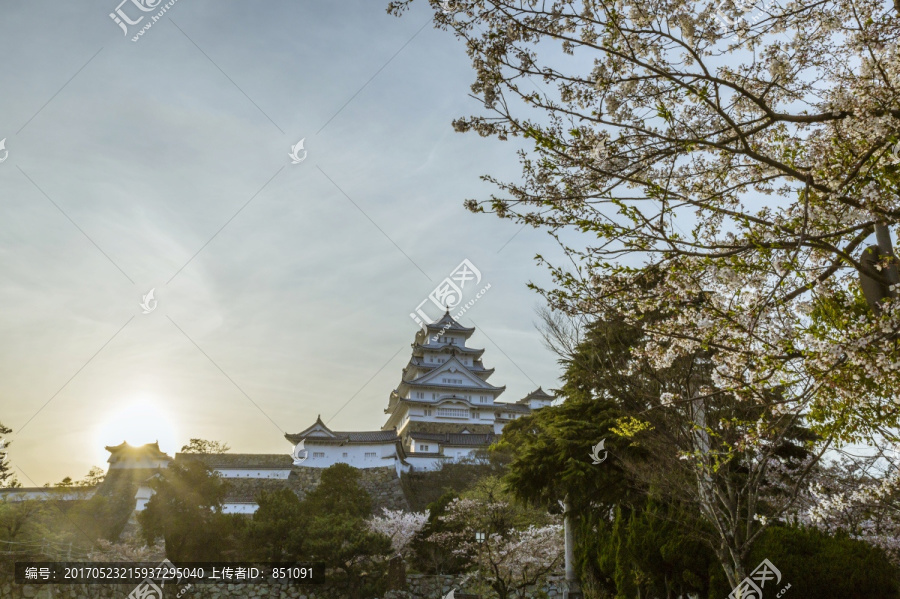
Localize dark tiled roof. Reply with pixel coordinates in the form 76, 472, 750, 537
0, 486, 97, 495
285, 430, 399, 445
404, 378, 505, 391
414, 343, 483, 354
422, 312, 475, 333
345, 431, 399, 442
494, 402, 532, 413
175, 453, 293, 469
518, 387, 555, 404
105, 442, 172, 463
408, 432, 496, 446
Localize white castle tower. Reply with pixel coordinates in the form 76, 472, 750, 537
383, 310, 505, 436
285, 312, 553, 472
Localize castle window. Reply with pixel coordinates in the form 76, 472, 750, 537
419, 444, 430, 452
342, 452, 348, 458
312, 452, 325, 458
437, 407, 468, 418
364, 452, 377, 459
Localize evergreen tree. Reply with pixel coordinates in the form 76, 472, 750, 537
137, 459, 231, 561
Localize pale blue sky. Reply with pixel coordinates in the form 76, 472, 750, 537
0, 0, 566, 484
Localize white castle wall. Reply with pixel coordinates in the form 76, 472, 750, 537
293, 441, 399, 469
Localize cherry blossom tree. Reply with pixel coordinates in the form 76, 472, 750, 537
366, 508, 429, 557
797, 446, 900, 562
429, 496, 564, 599
390, 0, 900, 586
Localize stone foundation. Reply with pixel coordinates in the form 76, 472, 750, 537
4, 573, 566, 599
289, 465, 409, 512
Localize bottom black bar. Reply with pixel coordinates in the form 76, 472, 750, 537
15, 562, 325, 584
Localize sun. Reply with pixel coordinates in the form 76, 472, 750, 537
95, 398, 178, 462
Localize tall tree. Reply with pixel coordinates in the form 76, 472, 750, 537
179, 439, 230, 454
137, 460, 231, 561
301, 464, 393, 599
428, 477, 564, 599
387, 1, 900, 582
499, 315, 822, 584
0, 422, 19, 488
245, 488, 307, 561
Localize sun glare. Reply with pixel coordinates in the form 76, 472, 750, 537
95, 398, 178, 462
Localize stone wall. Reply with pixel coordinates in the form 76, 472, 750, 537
5, 581, 325, 599
289, 465, 409, 513
5, 573, 567, 599
392, 573, 567, 599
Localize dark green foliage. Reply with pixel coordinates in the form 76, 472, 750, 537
300, 464, 391, 598
137, 459, 232, 561
180, 439, 230, 454
244, 488, 306, 561
498, 313, 829, 590
401, 449, 511, 512
0, 422, 17, 488
241, 464, 392, 599
576, 499, 720, 599
302, 463, 372, 519
748, 526, 900, 599
94, 467, 164, 540
497, 394, 634, 515
409, 491, 469, 575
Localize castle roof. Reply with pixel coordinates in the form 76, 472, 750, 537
518, 387, 555, 404
385, 396, 487, 413
105, 441, 172, 464
408, 356, 492, 373
285, 416, 400, 445
407, 432, 496, 446
418, 311, 475, 336
400, 356, 505, 392
494, 402, 532, 413
412, 342, 484, 356
175, 453, 293, 469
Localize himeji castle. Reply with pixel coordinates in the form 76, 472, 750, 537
0, 313, 554, 516
285, 311, 554, 473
